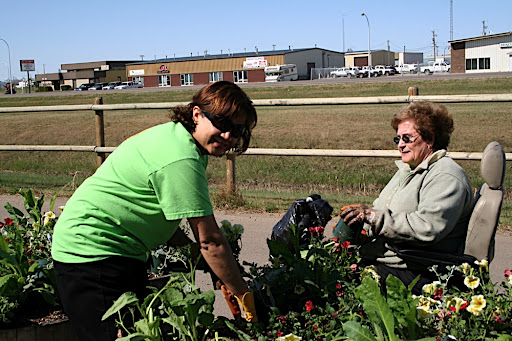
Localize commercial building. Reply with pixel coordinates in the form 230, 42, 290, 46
449, 31, 512, 73
35, 61, 136, 90
125, 47, 344, 87
344, 50, 395, 67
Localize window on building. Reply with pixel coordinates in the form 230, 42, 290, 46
479, 57, 490, 70
209, 72, 223, 82
233, 70, 248, 83
180, 74, 193, 86
133, 76, 144, 86
158, 75, 171, 87
465, 58, 478, 70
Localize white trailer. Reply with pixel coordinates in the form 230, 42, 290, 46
264, 64, 298, 82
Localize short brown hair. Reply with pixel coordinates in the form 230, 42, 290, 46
170, 81, 257, 153
391, 101, 454, 151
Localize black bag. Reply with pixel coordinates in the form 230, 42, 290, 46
271, 194, 333, 251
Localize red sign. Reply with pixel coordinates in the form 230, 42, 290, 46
20, 60, 35, 72
157, 64, 169, 73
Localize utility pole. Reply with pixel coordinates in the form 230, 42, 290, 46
432, 30, 437, 61
450, 0, 453, 40
387, 40, 390, 65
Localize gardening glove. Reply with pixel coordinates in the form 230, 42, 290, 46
235, 291, 259, 323
220, 285, 242, 319
340, 205, 377, 229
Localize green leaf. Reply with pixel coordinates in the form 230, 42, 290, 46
101, 292, 139, 320
267, 239, 296, 265
385, 275, 418, 338
355, 276, 398, 341
342, 321, 377, 341
49, 193, 57, 212
224, 320, 254, 341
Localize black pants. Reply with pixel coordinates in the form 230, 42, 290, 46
374, 263, 437, 295
54, 256, 147, 341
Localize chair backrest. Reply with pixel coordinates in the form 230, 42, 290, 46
464, 142, 506, 263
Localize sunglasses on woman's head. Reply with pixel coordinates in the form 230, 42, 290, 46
393, 134, 419, 145
202, 111, 246, 138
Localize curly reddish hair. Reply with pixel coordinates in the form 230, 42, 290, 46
391, 101, 454, 151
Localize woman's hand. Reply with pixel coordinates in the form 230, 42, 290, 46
340, 204, 377, 227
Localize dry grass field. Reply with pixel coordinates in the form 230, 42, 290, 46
0, 78, 511, 228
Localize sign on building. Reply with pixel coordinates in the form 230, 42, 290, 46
243, 57, 267, 69
20, 60, 35, 72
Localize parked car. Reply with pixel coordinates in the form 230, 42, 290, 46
398, 64, 420, 74
360, 66, 380, 77
88, 83, 108, 91
74, 83, 95, 91
375, 65, 396, 76
420, 62, 451, 75
102, 81, 122, 90
114, 81, 143, 89
330, 67, 359, 78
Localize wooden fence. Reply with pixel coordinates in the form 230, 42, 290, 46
1, 91, 511, 192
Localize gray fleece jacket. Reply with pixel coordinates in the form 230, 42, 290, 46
360, 150, 474, 269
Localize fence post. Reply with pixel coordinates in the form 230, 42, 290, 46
226, 154, 236, 192
408, 86, 419, 96
94, 97, 106, 167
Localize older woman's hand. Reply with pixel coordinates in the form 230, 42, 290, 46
340, 204, 377, 227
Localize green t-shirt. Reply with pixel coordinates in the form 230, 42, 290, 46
51, 122, 213, 263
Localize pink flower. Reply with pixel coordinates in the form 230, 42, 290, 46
504, 269, 512, 279
350, 264, 358, 272
305, 301, 315, 311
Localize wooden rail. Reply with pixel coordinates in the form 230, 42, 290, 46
1, 92, 511, 192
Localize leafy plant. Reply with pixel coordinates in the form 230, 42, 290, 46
0, 189, 59, 325
103, 260, 225, 341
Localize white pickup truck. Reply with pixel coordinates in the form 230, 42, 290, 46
420, 62, 451, 75
375, 65, 396, 76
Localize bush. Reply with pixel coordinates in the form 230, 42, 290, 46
60, 85, 72, 91
37, 86, 53, 92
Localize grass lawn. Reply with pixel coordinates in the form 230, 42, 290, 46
1, 77, 511, 229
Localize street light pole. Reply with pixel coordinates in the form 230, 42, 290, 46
361, 13, 371, 78
0, 38, 13, 95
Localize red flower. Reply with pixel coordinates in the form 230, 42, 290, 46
494, 315, 504, 324
460, 300, 469, 310
276, 331, 284, 337
28, 260, 35, 264
5, 238, 9, 243
305, 301, 315, 311
4, 218, 13, 226
277, 316, 286, 324
433, 288, 443, 300
341, 241, 350, 249
313, 325, 318, 332
505, 269, 512, 279
336, 283, 342, 290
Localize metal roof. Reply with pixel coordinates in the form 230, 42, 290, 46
127, 47, 343, 65
448, 31, 512, 43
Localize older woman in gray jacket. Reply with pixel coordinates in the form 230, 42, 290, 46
341, 101, 473, 294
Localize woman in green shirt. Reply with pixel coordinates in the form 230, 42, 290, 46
52, 81, 258, 340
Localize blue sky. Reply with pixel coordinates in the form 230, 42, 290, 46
0, 0, 510, 82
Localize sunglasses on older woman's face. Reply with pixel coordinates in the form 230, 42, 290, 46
393, 134, 419, 145
202, 111, 246, 139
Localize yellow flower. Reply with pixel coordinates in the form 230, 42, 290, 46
59, 205, 65, 213
361, 265, 380, 282
43, 211, 56, 226
416, 296, 433, 317
277, 334, 302, 341
475, 259, 489, 272
467, 295, 486, 315
464, 275, 480, 289
422, 281, 441, 295
458, 262, 471, 275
